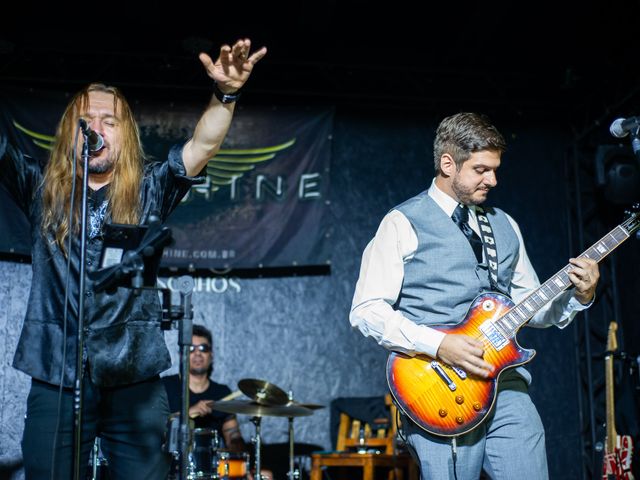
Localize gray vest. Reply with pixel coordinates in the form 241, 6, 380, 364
395, 191, 519, 326
394, 191, 532, 383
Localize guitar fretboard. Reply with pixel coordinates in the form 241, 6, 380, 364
496, 221, 637, 338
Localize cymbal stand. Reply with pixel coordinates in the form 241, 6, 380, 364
250, 416, 263, 480
287, 417, 300, 480
287, 390, 299, 480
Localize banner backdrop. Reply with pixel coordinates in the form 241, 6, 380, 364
0, 87, 333, 269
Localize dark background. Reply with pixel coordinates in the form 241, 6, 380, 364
1, 1, 638, 117
1, 2, 639, 479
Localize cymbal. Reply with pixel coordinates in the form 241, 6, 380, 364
211, 400, 313, 417
288, 402, 325, 410
238, 378, 289, 406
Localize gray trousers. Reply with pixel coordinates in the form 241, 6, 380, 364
404, 372, 548, 480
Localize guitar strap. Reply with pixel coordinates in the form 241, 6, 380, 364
475, 206, 499, 291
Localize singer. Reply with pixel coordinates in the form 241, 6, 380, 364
0, 38, 266, 479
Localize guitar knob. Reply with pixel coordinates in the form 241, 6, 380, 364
438, 409, 447, 417
455, 416, 464, 424
473, 402, 482, 411
455, 395, 464, 404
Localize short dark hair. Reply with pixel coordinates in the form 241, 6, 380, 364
192, 324, 212, 346
433, 112, 507, 173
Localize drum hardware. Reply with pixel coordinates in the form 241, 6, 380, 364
188, 428, 220, 480
286, 416, 299, 480
284, 391, 325, 480
215, 385, 323, 480
286, 390, 298, 480
216, 383, 316, 480
86, 437, 109, 480
250, 416, 264, 480
168, 427, 253, 480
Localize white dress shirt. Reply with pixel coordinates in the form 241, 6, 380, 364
350, 179, 588, 358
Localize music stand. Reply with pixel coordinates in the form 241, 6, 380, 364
89, 217, 172, 293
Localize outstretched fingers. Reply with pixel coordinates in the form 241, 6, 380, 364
198, 38, 267, 88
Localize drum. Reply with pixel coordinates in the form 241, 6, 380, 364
187, 428, 220, 479
213, 450, 250, 480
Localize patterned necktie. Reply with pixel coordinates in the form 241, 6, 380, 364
451, 204, 483, 263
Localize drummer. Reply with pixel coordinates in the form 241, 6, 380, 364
162, 324, 273, 480
163, 324, 242, 445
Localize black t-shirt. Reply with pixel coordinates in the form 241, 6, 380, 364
162, 374, 235, 442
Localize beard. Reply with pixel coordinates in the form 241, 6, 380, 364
190, 366, 209, 376
87, 156, 115, 174
451, 175, 490, 205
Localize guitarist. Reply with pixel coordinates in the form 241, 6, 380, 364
349, 112, 600, 480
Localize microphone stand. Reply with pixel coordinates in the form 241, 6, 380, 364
158, 277, 195, 480
73, 129, 91, 480
630, 131, 640, 163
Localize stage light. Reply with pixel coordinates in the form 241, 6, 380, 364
595, 145, 640, 205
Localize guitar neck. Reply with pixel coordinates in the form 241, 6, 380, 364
496, 223, 635, 338
605, 352, 618, 453
605, 321, 619, 454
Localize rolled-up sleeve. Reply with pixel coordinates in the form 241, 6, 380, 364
350, 210, 446, 358
142, 143, 205, 221
507, 213, 591, 329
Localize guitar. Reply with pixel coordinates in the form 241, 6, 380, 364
602, 322, 635, 480
387, 207, 640, 437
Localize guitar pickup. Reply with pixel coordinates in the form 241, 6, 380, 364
451, 366, 467, 379
431, 361, 457, 391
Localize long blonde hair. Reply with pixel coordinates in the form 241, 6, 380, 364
41, 83, 144, 252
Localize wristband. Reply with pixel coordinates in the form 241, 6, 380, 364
213, 82, 241, 104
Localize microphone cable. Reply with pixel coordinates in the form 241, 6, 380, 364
50, 124, 81, 480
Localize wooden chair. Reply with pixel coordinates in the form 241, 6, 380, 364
310, 394, 418, 480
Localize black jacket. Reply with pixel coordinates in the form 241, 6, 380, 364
0, 137, 201, 387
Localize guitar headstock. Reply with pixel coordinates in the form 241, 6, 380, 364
622, 203, 640, 236
606, 321, 618, 353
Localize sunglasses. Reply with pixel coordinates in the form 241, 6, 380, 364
189, 344, 211, 353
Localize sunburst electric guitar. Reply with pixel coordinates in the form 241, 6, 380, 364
387, 207, 640, 437
602, 321, 635, 480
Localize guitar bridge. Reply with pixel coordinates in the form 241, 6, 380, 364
431, 361, 457, 391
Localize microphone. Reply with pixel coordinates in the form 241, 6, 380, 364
78, 119, 105, 153
609, 116, 640, 138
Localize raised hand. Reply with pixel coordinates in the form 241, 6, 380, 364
199, 38, 267, 93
